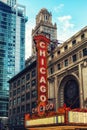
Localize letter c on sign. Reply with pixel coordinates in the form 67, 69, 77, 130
40, 42, 45, 48
40, 68, 46, 74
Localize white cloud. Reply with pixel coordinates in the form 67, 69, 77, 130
58, 15, 71, 22
58, 15, 74, 31
57, 15, 75, 41
53, 4, 64, 13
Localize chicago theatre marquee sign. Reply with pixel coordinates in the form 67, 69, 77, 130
33, 35, 53, 115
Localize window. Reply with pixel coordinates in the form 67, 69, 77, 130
31, 70, 36, 77
17, 88, 20, 94
26, 73, 30, 81
17, 107, 20, 113
83, 48, 87, 56
17, 79, 20, 86
21, 77, 25, 84
26, 104, 30, 112
21, 95, 25, 102
17, 97, 21, 104
26, 82, 30, 89
21, 105, 25, 112
64, 45, 68, 50
51, 54, 54, 59
72, 54, 77, 62
31, 90, 37, 98
21, 85, 25, 92
57, 50, 60, 55
13, 99, 16, 105
81, 33, 85, 39
10, 92, 12, 97
13, 82, 16, 88
64, 59, 68, 66
72, 40, 76, 45
31, 79, 36, 86
13, 90, 16, 96
13, 108, 16, 114
50, 67, 54, 74
26, 92, 30, 100
57, 63, 61, 70
32, 102, 37, 109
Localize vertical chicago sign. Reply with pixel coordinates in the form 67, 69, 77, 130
34, 35, 50, 115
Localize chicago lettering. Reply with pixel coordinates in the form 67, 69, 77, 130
32, 103, 54, 114
38, 41, 47, 102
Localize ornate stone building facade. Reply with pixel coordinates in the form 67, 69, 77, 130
48, 26, 87, 110
32, 8, 57, 55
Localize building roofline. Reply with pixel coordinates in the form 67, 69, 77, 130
8, 60, 36, 83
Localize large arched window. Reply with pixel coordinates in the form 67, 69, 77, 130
58, 75, 80, 109
64, 79, 80, 109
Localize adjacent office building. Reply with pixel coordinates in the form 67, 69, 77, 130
0, 0, 27, 126
8, 59, 37, 130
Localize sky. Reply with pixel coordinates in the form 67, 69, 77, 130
18, 0, 87, 59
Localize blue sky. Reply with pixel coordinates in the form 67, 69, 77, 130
18, 0, 87, 59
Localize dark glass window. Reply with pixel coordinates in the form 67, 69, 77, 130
21, 95, 25, 102
31, 90, 37, 98
13, 90, 16, 96
17, 97, 21, 104
81, 33, 85, 39
50, 67, 54, 74
13, 99, 16, 105
21, 77, 25, 84
32, 102, 37, 109
13, 82, 16, 88
17, 107, 20, 113
57, 50, 60, 54
2, 13, 7, 17
13, 108, 16, 114
26, 92, 30, 100
26, 104, 30, 112
83, 48, 87, 56
72, 40, 76, 45
31, 70, 36, 77
26, 82, 30, 89
21, 85, 25, 92
31, 79, 36, 86
64, 59, 68, 66
17, 79, 20, 86
72, 54, 77, 62
57, 63, 61, 70
64, 45, 68, 50
17, 88, 20, 94
21, 105, 25, 112
26, 73, 30, 81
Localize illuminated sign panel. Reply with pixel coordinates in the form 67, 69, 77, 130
34, 35, 50, 114
38, 41, 48, 103
25, 116, 56, 127
68, 111, 87, 124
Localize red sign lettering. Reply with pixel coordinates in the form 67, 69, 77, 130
34, 35, 50, 107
